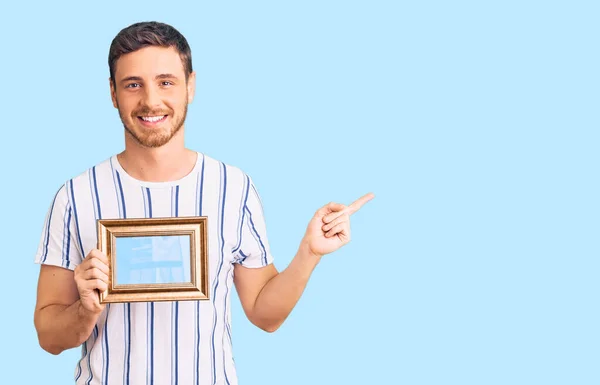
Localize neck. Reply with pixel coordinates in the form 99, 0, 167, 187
118, 128, 197, 183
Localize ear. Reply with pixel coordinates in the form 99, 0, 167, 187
109, 77, 118, 108
187, 71, 196, 104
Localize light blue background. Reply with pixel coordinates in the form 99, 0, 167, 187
1, 1, 598, 384
115, 235, 191, 285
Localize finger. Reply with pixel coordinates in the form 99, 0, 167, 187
322, 193, 375, 223
88, 279, 108, 293
79, 277, 109, 293
96, 280, 108, 292
322, 213, 349, 232
82, 267, 109, 284
87, 256, 110, 276
346, 192, 375, 215
318, 202, 346, 219
87, 249, 109, 265
325, 222, 350, 240
322, 203, 348, 224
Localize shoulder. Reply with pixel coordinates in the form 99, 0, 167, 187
57, 156, 116, 197
199, 152, 253, 187
43, 156, 113, 214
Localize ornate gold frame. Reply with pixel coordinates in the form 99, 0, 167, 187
97, 217, 209, 303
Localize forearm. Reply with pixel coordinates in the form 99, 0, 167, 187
251, 242, 321, 332
35, 301, 101, 355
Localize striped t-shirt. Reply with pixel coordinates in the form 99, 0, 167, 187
34, 152, 274, 385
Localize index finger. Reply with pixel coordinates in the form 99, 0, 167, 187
87, 248, 109, 265
346, 192, 375, 215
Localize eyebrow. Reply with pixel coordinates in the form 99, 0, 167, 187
120, 74, 179, 84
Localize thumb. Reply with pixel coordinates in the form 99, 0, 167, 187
315, 202, 346, 218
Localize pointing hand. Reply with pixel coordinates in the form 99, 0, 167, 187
302, 193, 375, 258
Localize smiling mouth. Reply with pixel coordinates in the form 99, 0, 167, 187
138, 115, 168, 124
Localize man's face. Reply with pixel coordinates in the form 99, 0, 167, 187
110, 46, 195, 148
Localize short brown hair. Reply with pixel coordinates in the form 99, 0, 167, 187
108, 21, 193, 84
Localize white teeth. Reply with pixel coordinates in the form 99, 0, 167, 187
141, 115, 166, 122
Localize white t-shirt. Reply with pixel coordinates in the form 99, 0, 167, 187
35, 152, 274, 385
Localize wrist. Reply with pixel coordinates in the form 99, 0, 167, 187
299, 239, 323, 263
74, 301, 102, 345
77, 300, 103, 320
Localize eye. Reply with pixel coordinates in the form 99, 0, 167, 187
126, 83, 141, 89
161, 81, 174, 86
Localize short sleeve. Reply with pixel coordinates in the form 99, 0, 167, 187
34, 184, 84, 271
232, 177, 274, 268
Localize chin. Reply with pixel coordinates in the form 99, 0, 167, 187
125, 126, 174, 148
139, 134, 174, 148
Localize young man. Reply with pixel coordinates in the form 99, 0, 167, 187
33, 21, 373, 385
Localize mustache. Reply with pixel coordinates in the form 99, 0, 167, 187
134, 107, 172, 116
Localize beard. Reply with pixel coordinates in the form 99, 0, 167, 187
117, 100, 188, 148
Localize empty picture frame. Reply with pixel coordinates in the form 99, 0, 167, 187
97, 216, 209, 303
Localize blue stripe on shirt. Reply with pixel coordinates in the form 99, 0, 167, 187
88, 171, 99, 220
125, 304, 131, 385
231, 175, 250, 256
195, 160, 204, 385
75, 340, 87, 382
41, 187, 61, 263
238, 249, 249, 263
211, 162, 230, 385
88, 169, 111, 385
222, 262, 234, 382
175, 185, 179, 217
103, 306, 111, 385
85, 326, 99, 385
147, 312, 153, 385
61, 205, 71, 267
69, 179, 85, 259
116, 171, 127, 218
172, 186, 180, 385
146, 188, 153, 218
92, 166, 102, 219
112, 167, 131, 385
245, 205, 268, 265
145, 187, 154, 385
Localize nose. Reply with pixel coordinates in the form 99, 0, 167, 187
141, 84, 161, 109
